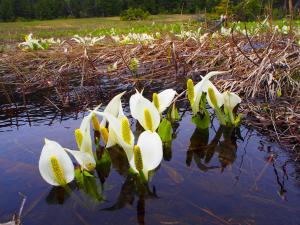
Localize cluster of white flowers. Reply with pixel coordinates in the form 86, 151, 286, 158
38, 71, 243, 188
71, 35, 105, 47
187, 71, 242, 127
174, 28, 209, 43
39, 88, 178, 186
111, 32, 160, 45
274, 25, 289, 35
19, 33, 62, 51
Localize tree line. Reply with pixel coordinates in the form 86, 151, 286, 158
0, 0, 298, 22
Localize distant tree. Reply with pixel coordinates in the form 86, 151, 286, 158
215, 0, 232, 15
144, 0, 156, 14
81, 0, 96, 17
14, 0, 34, 19
95, 0, 122, 16
0, 0, 15, 21
205, 0, 221, 12
156, 0, 181, 13
0, 0, 296, 21
35, 0, 53, 19
233, 0, 262, 20
70, 0, 81, 17
184, 0, 203, 13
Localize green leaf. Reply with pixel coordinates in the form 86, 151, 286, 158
234, 114, 242, 127
82, 175, 104, 201
129, 57, 139, 73
224, 108, 232, 126
128, 167, 137, 176
277, 89, 282, 97
158, 118, 173, 142
96, 149, 111, 181
214, 106, 226, 126
83, 170, 94, 177
191, 113, 210, 130
170, 103, 180, 121
75, 168, 84, 187
167, 103, 180, 121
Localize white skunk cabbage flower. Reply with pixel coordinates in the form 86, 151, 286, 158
65, 112, 96, 171
220, 27, 231, 36
19, 33, 44, 50
112, 35, 121, 43
39, 139, 74, 186
94, 111, 135, 160
130, 90, 160, 132
94, 92, 125, 145
223, 91, 241, 112
71, 35, 105, 47
152, 89, 177, 113
129, 131, 163, 180
99, 92, 125, 126
187, 71, 226, 114
87, 92, 125, 145
207, 86, 226, 126
222, 91, 242, 124
207, 85, 224, 109
65, 148, 96, 172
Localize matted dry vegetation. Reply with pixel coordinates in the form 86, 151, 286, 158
0, 32, 299, 154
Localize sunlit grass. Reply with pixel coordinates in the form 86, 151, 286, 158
1, 14, 299, 44
0, 14, 194, 42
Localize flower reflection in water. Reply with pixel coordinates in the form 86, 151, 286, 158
186, 126, 243, 172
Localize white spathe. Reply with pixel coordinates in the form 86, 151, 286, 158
190, 71, 226, 114
129, 90, 160, 132
100, 92, 125, 127
194, 71, 226, 97
78, 114, 93, 155
129, 89, 143, 119
39, 139, 74, 186
222, 91, 241, 112
206, 84, 224, 109
65, 107, 99, 171
155, 89, 177, 113
64, 149, 96, 171
129, 131, 163, 180
88, 93, 125, 148
94, 111, 135, 159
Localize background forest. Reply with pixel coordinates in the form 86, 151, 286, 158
0, 0, 299, 22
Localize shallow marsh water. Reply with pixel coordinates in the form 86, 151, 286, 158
0, 91, 300, 225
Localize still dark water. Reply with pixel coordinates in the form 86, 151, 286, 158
0, 95, 300, 225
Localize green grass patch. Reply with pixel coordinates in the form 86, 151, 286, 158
0, 14, 194, 42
